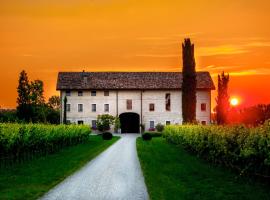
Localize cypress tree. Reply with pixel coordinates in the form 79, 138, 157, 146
63, 96, 67, 124
216, 71, 230, 125
182, 38, 197, 123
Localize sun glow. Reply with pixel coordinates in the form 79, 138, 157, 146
230, 98, 239, 106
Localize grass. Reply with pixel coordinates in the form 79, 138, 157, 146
137, 137, 270, 200
0, 135, 119, 200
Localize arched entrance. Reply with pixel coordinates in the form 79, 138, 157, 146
119, 112, 140, 133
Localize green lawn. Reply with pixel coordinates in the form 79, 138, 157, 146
0, 135, 119, 200
137, 137, 270, 200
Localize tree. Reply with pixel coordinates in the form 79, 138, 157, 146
63, 96, 67, 124
182, 38, 197, 123
29, 80, 45, 105
48, 95, 60, 110
216, 71, 230, 125
17, 70, 31, 121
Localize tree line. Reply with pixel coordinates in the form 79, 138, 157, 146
0, 70, 60, 124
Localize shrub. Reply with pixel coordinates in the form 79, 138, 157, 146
142, 133, 152, 141
144, 131, 162, 137
155, 123, 164, 132
97, 114, 115, 132
163, 122, 270, 178
102, 132, 113, 140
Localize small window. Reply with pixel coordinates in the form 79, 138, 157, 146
104, 91, 109, 96
91, 91, 96, 96
104, 104, 109, 112
149, 103, 155, 111
66, 104, 71, 112
92, 104, 96, 112
78, 91, 83, 96
92, 120, 97, 128
127, 99, 132, 110
150, 121, 155, 129
201, 103, 206, 111
165, 93, 171, 111
78, 104, 83, 112
66, 90, 71, 96
201, 121, 206, 125
78, 120, 84, 125
166, 121, 170, 125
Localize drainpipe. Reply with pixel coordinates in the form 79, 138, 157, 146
140, 90, 143, 133
116, 90, 119, 117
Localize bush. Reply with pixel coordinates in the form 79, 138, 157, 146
97, 114, 115, 132
102, 132, 113, 140
144, 131, 162, 137
155, 123, 164, 132
142, 133, 152, 141
163, 122, 270, 178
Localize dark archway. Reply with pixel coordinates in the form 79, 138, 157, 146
119, 112, 140, 133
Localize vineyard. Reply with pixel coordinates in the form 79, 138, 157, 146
163, 121, 270, 178
0, 123, 91, 167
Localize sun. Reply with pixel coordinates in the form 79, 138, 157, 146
230, 98, 239, 106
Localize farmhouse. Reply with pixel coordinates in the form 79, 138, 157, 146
57, 71, 215, 133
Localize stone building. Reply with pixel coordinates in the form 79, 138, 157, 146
56, 71, 215, 133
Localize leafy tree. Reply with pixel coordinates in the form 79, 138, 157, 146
48, 95, 60, 110
216, 71, 230, 125
114, 116, 121, 133
30, 80, 45, 105
17, 70, 31, 121
96, 114, 115, 132
182, 38, 197, 123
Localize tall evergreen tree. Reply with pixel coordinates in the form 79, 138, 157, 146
63, 96, 67, 124
17, 70, 31, 121
216, 71, 230, 125
182, 38, 197, 123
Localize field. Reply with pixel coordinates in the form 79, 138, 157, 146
137, 137, 270, 200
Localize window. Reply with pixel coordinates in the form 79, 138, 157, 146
166, 121, 170, 125
78, 104, 83, 112
104, 104, 109, 112
66, 90, 71, 96
78, 120, 84, 125
92, 120, 97, 128
150, 121, 155, 129
78, 91, 83, 96
201, 121, 206, 125
92, 104, 96, 112
66, 104, 71, 112
165, 93, 171, 111
104, 91, 109, 96
127, 99, 132, 110
201, 103, 206, 111
91, 91, 96, 96
66, 120, 71, 124
149, 103, 155, 111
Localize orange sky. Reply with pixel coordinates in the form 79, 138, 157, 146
0, 0, 270, 109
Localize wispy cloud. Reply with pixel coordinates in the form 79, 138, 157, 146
134, 54, 179, 58
211, 68, 270, 77
197, 45, 249, 56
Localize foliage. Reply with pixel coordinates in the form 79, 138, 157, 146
163, 122, 270, 178
63, 96, 67, 124
144, 131, 162, 137
102, 132, 113, 140
96, 114, 115, 132
142, 133, 152, 141
0, 136, 119, 200
182, 38, 197, 123
114, 116, 121, 133
0, 109, 19, 123
155, 123, 164, 132
48, 95, 60, 110
216, 71, 230, 125
140, 124, 145, 133
137, 137, 270, 200
0, 123, 91, 167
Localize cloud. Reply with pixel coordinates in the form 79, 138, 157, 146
211, 68, 270, 77
197, 45, 249, 56
134, 54, 179, 58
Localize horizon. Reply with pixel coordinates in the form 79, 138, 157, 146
1, 0, 270, 109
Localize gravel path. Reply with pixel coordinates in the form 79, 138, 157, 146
40, 134, 149, 200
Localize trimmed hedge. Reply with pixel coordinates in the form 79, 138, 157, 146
144, 131, 162, 137
163, 122, 270, 178
0, 123, 91, 166
142, 133, 152, 141
102, 132, 113, 140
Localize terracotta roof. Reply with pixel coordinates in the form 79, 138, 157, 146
56, 72, 215, 90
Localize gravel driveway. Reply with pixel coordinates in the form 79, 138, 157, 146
40, 134, 149, 200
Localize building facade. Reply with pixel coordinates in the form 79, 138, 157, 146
57, 72, 215, 132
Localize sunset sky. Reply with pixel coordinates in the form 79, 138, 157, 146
0, 0, 270, 109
